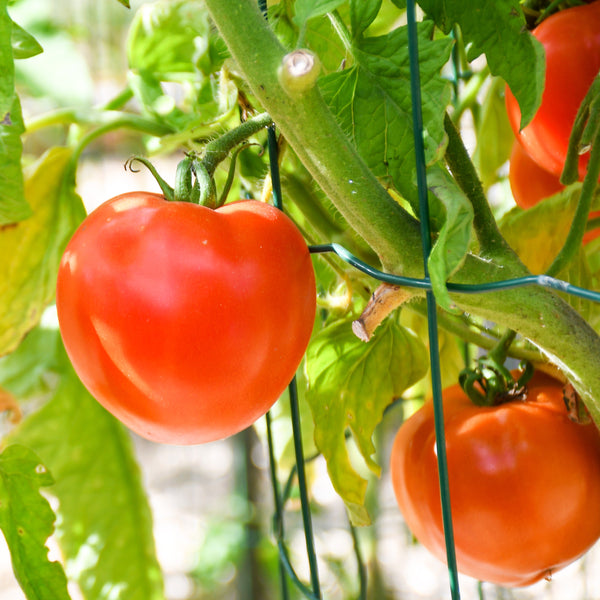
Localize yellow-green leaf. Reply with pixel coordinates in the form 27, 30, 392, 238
305, 317, 428, 525
0, 147, 85, 356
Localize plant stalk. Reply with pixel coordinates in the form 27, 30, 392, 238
205, 0, 600, 424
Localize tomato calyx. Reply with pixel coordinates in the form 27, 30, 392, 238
459, 330, 534, 407
125, 112, 274, 208
125, 155, 175, 200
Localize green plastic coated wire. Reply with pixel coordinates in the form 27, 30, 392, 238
406, 0, 462, 597
309, 243, 600, 303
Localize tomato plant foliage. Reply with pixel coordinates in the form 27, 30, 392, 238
3, 0, 600, 597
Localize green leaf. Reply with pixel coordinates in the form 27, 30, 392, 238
319, 21, 453, 208
303, 7, 351, 74
7, 339, 165, 600
472, 77, 514, 190
11, 19, 42, 59
0, 444, 71, 600
0, 147, 85, 356
426, 164, 473, 312
500, 186, 582, 275
1, 3, 30, 225
500, 187, 600, 323
127, 0, 227, 80
0, 320, 63, 398
305, 317, 428, 525
116, 0, 130, 7
417, 0, 545, 128
350, 0, 382, 39
293, 0, 346, 27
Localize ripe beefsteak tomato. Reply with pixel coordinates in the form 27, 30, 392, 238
56, 192, 316, 445
505, 1, 600, 180
509, 141, 600, 243
390, 370, 600, 587
509, 141, 564, 210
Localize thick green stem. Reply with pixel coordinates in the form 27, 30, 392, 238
444, 113, 523, 264
205, 0, 600, 423
202, 112, 273, 175
204, 0, 423, 275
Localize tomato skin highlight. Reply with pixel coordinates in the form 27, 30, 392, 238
505, 1, 600, 180
390, 371, 600, 587
56, 192, 316, 445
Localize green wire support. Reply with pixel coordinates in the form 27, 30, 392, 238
257, 0, 322, 584
406, 1, 461, 598
309, 242, 600, 304
288, 378, 322, 598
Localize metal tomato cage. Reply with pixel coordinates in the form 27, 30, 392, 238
257, 1, 600, 599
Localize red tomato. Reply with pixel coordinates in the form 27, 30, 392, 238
509, 141, 600, 242
56, 192, 316, 445
390, 371, 600, 587
509, 141, 564, 209
505, 1, 600, 180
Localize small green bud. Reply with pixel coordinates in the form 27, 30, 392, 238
278, 49, 321, 96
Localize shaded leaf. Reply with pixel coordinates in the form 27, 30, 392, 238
417, 0, 544, 128
0, 444, 70, 600
0, 147, 85, 356
472, 77, 515, 190
306, 317, 428, 525
426, 164, 473, 312
319, 21, 453, 209
0, 319, 63, 399
7, 337, 165, 600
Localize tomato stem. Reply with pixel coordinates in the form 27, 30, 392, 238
202, 111, 273, 176
548, 76, 600, 276
444, 113, 523, 264
205, 0, 600, 427
124, 156, 174, 201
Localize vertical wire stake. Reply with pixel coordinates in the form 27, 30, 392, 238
405, 1, 462, 598
266, 108, 321, 597
289, 378, 321, 598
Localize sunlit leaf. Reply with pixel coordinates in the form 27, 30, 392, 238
0, 444, 70, 600
293, 0, 346, 27
500, 186, 600, 324
11, 19, 42, 59
7, 336, 165, 600
305, 317, 428, 525
0, 3, 30, 225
